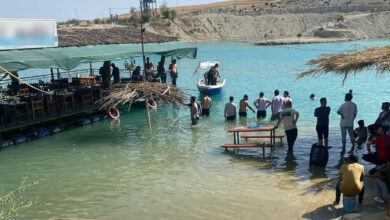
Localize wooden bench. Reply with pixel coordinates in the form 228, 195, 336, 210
241, 134, 285, 142
221, 143, 272, 155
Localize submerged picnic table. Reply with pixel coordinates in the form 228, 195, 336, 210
229, 125, 277, 144
222, 125, 284, 155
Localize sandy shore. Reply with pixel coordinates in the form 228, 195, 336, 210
255, 37, 355, 46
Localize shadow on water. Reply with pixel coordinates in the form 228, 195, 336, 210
222, 149, 278, 169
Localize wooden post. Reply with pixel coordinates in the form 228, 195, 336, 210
103, 61, 111, 87
89, 63, 93, 75
50, 68, 54, 82
56, 68, 60, 79
140, 1, 151, 130
146, 97, 152, 130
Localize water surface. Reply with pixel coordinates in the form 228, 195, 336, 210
2, 39, 390, 219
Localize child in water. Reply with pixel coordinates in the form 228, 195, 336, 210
354, 120, 368, 149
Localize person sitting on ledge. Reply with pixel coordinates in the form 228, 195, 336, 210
364, 126, 390, 166
334, 154, 364, 206
372, 158, 390, 204
368, 102, 390, 139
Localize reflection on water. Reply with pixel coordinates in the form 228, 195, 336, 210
1, 39, 390, 219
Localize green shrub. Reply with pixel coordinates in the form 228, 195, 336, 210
169, 10, 177, 20
93, 18, 104, 24
141, 13, 151, 24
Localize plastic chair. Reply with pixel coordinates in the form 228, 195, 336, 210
343, 195, 358, 212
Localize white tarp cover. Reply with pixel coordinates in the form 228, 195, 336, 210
194, 61, 220, 75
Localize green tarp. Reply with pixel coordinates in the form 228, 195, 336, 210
0, 41, 197, 72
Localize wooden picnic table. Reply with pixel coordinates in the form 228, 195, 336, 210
228, 125, 277, 145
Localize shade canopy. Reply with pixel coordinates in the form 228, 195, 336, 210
0, 41, 197, 72
298, 45, 390, 82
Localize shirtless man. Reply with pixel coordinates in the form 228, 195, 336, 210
201, 92, 212, 116
190, 96, 200, 125
282, 91, 292, 109
239, 94, 255, 117
207, 64, 219, 85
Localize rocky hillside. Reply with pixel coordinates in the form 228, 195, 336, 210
144, 0, 390, 42
57, 25, 176, 47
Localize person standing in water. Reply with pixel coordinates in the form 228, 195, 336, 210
271, 90, 283, 121
276, 100, 299, 151
239, 94, 255, 117
169, 59, 178, 86
282, 91, 292, 109
224, 96, 237, 121
254, 92, 271, 119
315, 98, 331, 147
337, 93, 357, 153
201, 92, 212, 117
189, 96, 200, 125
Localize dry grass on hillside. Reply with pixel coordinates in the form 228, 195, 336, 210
171, 0, 275, 14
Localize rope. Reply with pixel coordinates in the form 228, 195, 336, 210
0, 65, 53, 95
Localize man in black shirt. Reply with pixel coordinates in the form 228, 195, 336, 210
111, 63, 120, 84
315, 97, 331, 147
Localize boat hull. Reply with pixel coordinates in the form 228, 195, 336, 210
197, 79, 225, 95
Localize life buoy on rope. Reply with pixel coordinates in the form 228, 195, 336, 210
147, 98, 157, 110
107, 106, 120, 120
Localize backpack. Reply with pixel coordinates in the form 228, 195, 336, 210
309, 144, 329, 167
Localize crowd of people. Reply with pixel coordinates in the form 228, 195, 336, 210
99, 57, 179, 87
187, 88, 390, 214
130, 57, 178, 86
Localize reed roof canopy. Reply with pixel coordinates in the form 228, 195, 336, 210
298, 45, 390, 83
98, 82, 190, 108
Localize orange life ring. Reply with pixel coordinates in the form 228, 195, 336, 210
107, 106, 120, 120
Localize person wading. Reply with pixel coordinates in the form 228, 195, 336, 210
201, 92, 212, 117
276, 100, 299, 151
239, 94, 255, 117
337, 93, 357, 153
254, 92, 271, 119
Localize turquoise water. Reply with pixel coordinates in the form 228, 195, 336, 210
1, 39, 390, 219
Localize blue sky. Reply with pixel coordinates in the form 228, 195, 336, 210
2, 0, 221, 21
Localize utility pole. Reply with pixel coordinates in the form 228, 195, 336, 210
139, 0, 151, 130
74, 8, 79, 20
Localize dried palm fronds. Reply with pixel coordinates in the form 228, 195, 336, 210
98, 82, 190, 109
298, 45, 390, 83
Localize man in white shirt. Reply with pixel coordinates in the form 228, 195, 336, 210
282, 91, 292, 109
337, 93, 358, 153
254, 92, 271, 119
276, 100, 299, 151
271, 90, 283, 121
224, 96, 237, 121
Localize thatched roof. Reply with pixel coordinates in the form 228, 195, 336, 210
298, 45, 390, 82
98, 82, 190, 109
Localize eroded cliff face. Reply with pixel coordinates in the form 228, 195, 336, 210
145, 0, 390, 42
